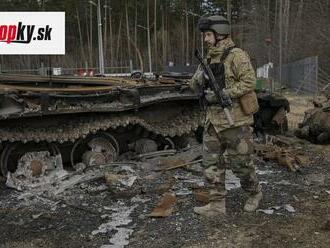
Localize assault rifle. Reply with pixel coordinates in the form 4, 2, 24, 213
194, 49, 234, 126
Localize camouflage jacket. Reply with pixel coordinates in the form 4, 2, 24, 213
190, 38, 256, 132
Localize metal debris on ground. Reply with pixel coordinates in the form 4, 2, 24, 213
6, 153, 67, 191
284, 204, 296, 213
130, 196, 150, 204
72, 162, 87, 172
6, 158, 119, 196
156, 159, 203, 172
257, 209, 274, 215
257, 204, 296, 215
194, 190, 210, 204
137, 149, 177, 160
148, 192, 177, 218
255, 143, 310, 172
174, 188, 193, 196
172, 173, 205, 190
146, 145, 202, 171
104, 165, 139, 192
185, 162, 204, 174
256, 169, 274, 175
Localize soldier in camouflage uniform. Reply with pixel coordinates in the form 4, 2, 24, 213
190, 15, 262, 217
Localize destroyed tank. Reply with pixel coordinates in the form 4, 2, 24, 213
0, 72, 290, 177
0, 73, 204, 176
295, 92, 330, 144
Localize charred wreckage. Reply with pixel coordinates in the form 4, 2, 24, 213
0, 73, 289, 177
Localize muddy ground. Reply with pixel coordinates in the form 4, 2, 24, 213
0, 132, 329, 248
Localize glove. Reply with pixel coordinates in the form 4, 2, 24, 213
204, 89, 217, 104
219, 91, 232, 108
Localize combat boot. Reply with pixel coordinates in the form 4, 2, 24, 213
244, 191, 263, 212
193, 200, 226, 218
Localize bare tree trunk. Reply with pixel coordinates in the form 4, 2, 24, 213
125, 0, 132, 66
154, 0, 158, 70
104, 0, 108, 65
181, 17, 185, 65
275, 0, 278, 29
76, 8, 85, 67
227, 0, 232, 31
128, 37, 144, 72
116, 14, 123, 66
162, 4, 166, 65
239, 0, 244, 47
90, 5, 93, 68
185, 1, 189, 65
283, 0, 290, 62
166, 10, 171, 63
291, 0, 304, 44
266, 0, 270, 35
85, 8, 90, 68
109, 7, 113, 67
147, 0, 152, 72
134, 0, 138, 68
191, 15, 196, 63
279, 0, 283, 86
165, 4, 168, 64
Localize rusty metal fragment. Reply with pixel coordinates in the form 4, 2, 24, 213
194, 190, 210, 204
255, 144, 310, 172
148, 192, 177, 218
157, 159, 203, 171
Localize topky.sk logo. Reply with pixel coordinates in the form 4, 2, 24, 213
0, 12, 65, 55
0, 22, 53, 44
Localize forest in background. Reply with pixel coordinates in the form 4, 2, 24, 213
0, 0, 329, 78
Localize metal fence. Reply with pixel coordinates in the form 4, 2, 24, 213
273, 56, 329, 94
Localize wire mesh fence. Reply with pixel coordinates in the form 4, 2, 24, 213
273, 56, 329, 95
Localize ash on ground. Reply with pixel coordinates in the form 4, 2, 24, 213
0, 137, 330, 248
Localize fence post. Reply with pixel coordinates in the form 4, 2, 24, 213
315, 56, 319, 94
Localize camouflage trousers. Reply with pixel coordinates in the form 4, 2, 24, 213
202, 123, 261, 202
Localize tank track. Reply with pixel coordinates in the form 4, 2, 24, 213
0, 107, 204, 144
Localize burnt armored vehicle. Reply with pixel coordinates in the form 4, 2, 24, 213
295, 92, 330, 144
0, 73, 290, 176
0, 74, 203, 176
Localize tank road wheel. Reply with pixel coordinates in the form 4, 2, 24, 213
70, 132, 119, 167
0, 142, 60, 176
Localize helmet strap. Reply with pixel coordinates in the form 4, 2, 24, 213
215, 34, 228, 45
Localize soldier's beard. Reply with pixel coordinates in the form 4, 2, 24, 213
206, 42, 215, 48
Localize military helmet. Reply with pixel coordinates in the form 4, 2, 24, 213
197, 15, 230, 35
